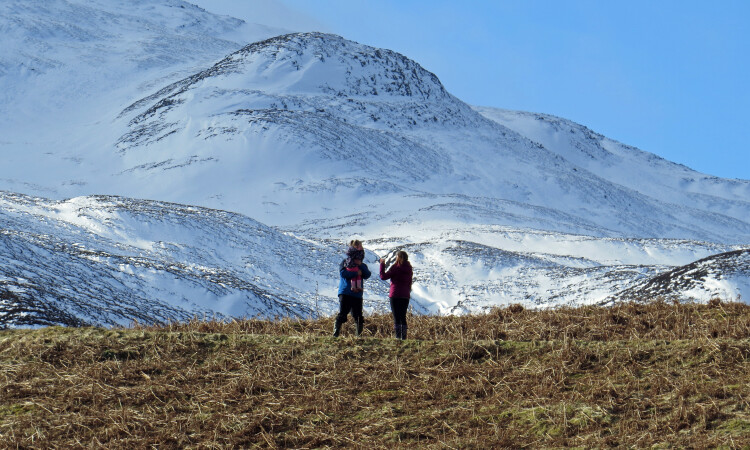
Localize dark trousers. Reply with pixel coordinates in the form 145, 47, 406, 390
337, 294, 363, 326
390, 297, 409, 326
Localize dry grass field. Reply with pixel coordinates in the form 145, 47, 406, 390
1, 300, 750, 448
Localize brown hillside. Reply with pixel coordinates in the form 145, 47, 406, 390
1, 301, 749, 448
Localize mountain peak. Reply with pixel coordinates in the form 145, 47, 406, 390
196, 31, 450, 100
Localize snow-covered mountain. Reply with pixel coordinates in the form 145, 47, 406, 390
1, 0, 285, 197
0, 192, 369, 327
106, 31, 750, 244
1, 1, 749, 327
0, 191, 743, 327
474, 107, 750, 225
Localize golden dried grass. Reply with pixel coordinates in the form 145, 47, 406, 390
154, 298, 750, 341
0, 300, 748, 448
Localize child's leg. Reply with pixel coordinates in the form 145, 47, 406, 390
347, 267, 362, 292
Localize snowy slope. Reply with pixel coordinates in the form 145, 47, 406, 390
603, 249, 750, 304
3, 16, 749, 243
1, 191, 744, 327
365, 223, 744, 312
0, 0, 286, 198
473, 107, 750, 224
0, 191, 396, 327
0, 0, 284, 105
1, 1, 749, 327
105, 32, 750, 244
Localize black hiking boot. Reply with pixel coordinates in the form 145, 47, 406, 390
333, 320, 342, 338
355, 318, 364, 337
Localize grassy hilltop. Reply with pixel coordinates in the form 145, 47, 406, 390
1, 301, 750, 448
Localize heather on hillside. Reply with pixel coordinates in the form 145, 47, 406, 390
1, 301, 749, 448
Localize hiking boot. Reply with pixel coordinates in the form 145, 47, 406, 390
333, 320, 342, 338
355, 319, 363, 337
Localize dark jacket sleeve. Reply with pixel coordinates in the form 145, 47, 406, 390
339, 260, 355, 279
359, 263, 372, 280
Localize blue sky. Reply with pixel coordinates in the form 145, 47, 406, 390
195, 0, 749, 180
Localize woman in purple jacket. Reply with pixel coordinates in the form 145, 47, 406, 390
380, 250, 413, 340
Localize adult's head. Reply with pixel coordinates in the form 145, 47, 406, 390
395, 250, 409, 266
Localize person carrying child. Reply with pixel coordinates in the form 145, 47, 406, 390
334, 239, 371, 337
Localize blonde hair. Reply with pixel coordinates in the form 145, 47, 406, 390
395, 250, 409, 266
350, 239, 363, 248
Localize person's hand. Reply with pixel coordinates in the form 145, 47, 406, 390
357, 270, 362, 276
379, 258, 385, 264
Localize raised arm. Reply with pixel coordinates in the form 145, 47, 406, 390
380, 261, 392, 280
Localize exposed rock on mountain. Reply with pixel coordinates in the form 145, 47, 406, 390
605, 249, 750, 304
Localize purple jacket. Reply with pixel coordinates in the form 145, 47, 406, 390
380, 262, 413, 299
